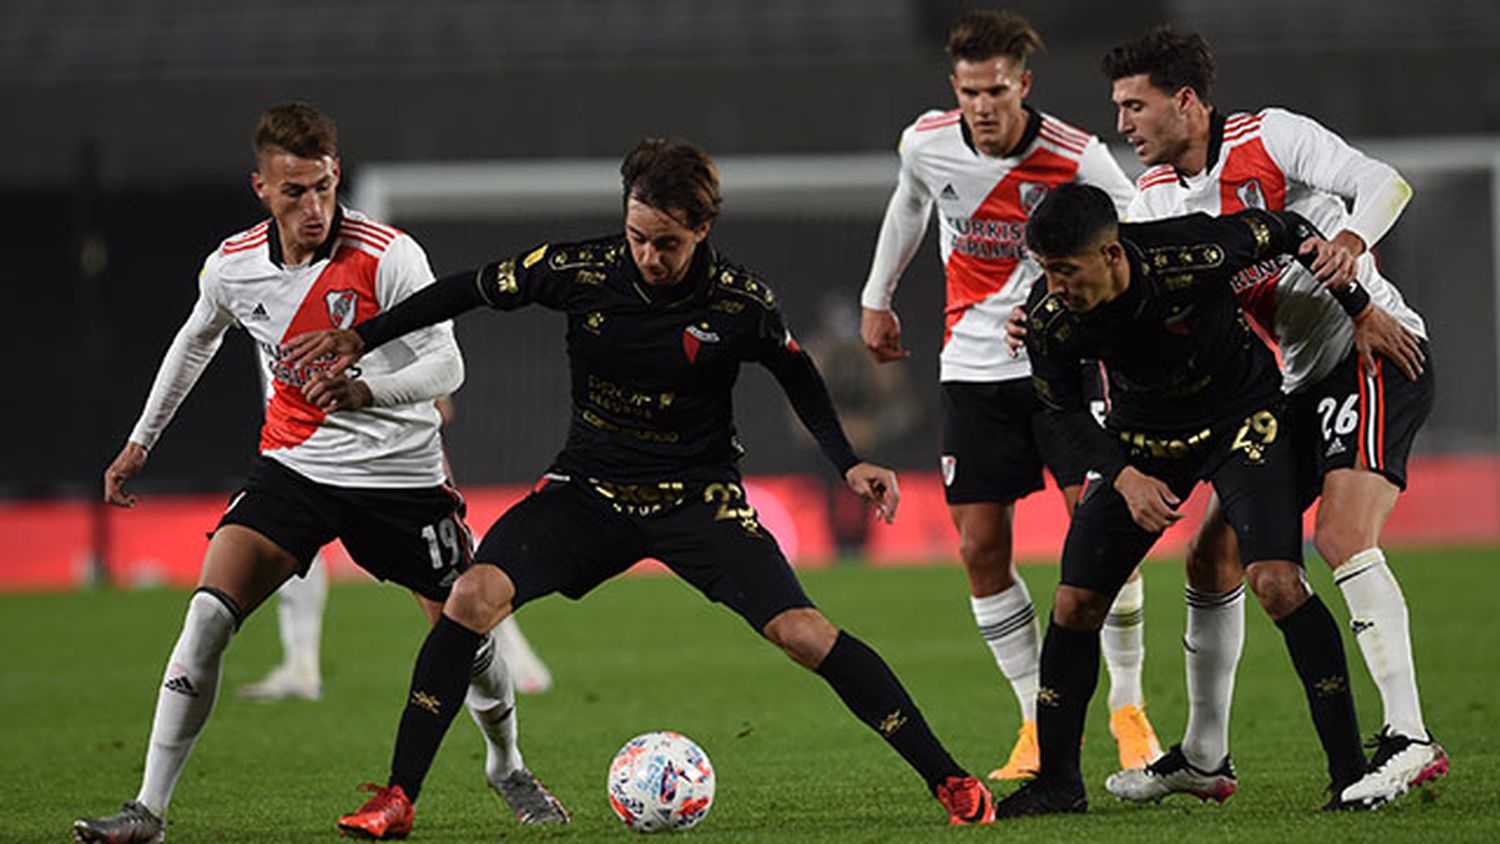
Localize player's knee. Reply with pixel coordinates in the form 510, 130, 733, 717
762, 608, 838, 670
444, 565, 514, 633
1243, 561, 1308, 619
1050, 585, 1110, 630
957, 530, 1012, 579
1312, 518, 1368, 571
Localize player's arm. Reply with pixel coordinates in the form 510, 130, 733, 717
107, 263, 237, 506
1076, 135, 1138, 216
757, 308, 900, 523
1260, 108, 1412, 257
284, 243, 560, 370
859, 141, 933, 363
303, 236, 466, 412
1024, 296, 1127, 486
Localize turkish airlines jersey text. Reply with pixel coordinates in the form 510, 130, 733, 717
128, 208, 460, 488
862, 106, 1135, 382
1129, 109, 1425, 392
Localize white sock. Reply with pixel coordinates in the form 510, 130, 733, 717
137, 590, 238, 817
1103, 576, 1146, 711
466, 626, 524, 782
1181, 584, 1244, 769
1335, 547, 1426, 738
971, 581, 1040, 722
495, 615, 553, 694
276, 554, 327, 680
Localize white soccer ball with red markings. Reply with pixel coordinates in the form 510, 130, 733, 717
607, 731, 715, 832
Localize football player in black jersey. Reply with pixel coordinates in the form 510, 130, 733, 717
288, 138, 998, 832
991, 183, 1399, 817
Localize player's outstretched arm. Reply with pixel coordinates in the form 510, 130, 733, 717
845, 462, 900, 524
283, 328, 365, 372
103, 441, 148, 507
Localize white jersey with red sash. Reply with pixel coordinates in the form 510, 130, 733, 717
128, 207, 457, 487
1129, 108, 1425, 392
862, 107, 1135, 382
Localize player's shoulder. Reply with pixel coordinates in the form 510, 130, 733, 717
532, 234, 627, 276
901, 108, 964, 152
335, 208, 409, 260
213, 219, 271, 260
205, 218, 273, 280
708, 250, 778, 312
1026, 289, 1081, 357
1035, 110, 1095, 157
1135, 164, 1180, 193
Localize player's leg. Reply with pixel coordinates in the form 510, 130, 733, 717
656, 479, 992, 825
340, 478, 628, 836
1212, 405, 1379, 809
994, 479, 1162, 818
75, 459, 326, 843
240, 552, 327, 701
1305, 348, 1445, 799
494, 616, 553, 694
1106, 493, 1242, 803
941, 381, 1046, 781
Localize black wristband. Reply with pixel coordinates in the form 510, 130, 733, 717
1328, 280, 1371, 318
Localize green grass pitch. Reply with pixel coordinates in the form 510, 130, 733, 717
4, 546, 1497, 842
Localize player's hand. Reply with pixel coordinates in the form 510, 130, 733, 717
103, 441, 148, 507
302, 371, 375, 412
283, 328, 365, 371
1005, 305, 1029, 357
845, 462, 901, 524
1113, 466, 1182, 533
1353, 305, 1425, 381
1297, 235, 1358, 288
861, 308, 909, 364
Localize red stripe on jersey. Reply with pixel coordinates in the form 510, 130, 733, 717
342, 219, 396, 243
1137, 166, 1177, 190
917, 109, 961, 127
1041, 117, 1090, 146
260, 249, 383, 454
225, 221, 269, 246
338, 230, 390, 253
223, 237, 267, 254
1217, 136, 1287, 213
1234, 274, 1282, 348
941, 146, 1080, 346
916, 117, 961, 133
1038, 126, 1087, 155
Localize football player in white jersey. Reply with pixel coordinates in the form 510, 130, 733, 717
239, 395, 555, 703
74, 104, 566, 844
858, 9, 1159, 781
1096, 29, 1446, 806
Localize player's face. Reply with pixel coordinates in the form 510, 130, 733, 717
950, 56, 1032, 156
1112, 74, 1194, 167
253, 150, 340, 262
1037, 237, 1126, 312
625, 197, 710, 286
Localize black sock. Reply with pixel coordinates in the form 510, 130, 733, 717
1275, 594, 1365, 786
814, 631, 964, 791
1036, 621, 1099, 787
388, 615, 484, 800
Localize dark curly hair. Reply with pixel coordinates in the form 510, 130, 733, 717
620, 138, 721, 230
1101, 28, 1216, 102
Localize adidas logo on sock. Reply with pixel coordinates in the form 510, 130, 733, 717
939, 184, 960, 201
164, 674, 198, 697
1350, 618, 1374, 636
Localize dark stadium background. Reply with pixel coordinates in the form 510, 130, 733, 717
3, 1, 1497, 580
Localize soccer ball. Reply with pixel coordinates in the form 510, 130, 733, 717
607, 731, 715, 832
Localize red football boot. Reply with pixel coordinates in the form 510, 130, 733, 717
338, 783, 414, 840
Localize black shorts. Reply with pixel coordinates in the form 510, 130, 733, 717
474, 472, 814, 631
1060, 400, 1303, 597
940, 371, 1102, 505
1293, 341, 1434, 500
218, 456, 474, 602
